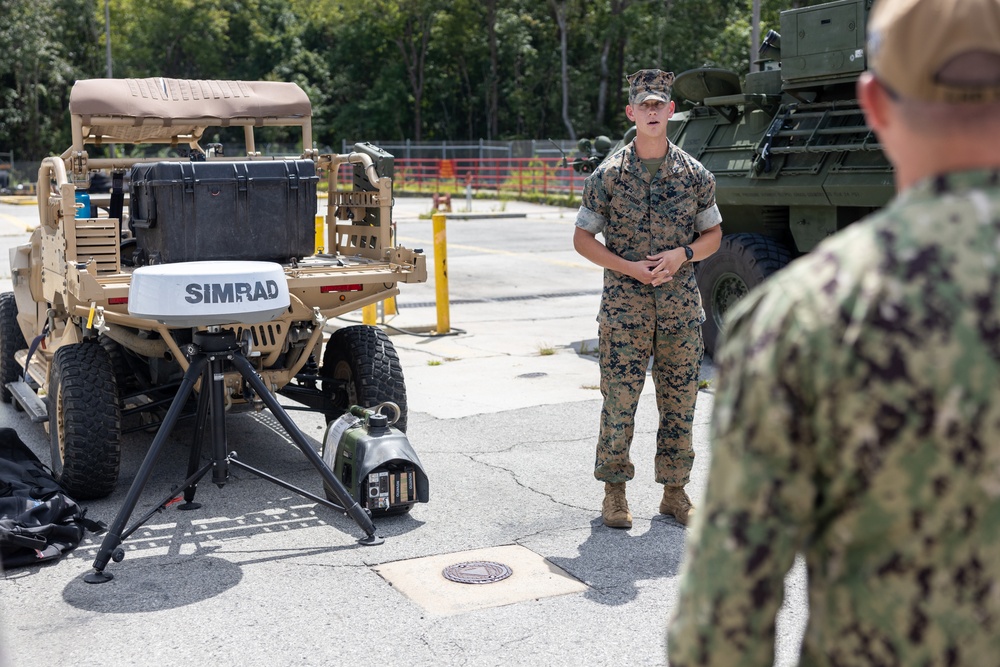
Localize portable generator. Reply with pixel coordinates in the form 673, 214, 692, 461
321, 404, 428, 516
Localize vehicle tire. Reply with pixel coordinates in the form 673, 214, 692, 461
99, 334, 137, 395
320, 325, 408, 432
696, 232, 791, 358
0, 292, 26, 403
49, 342, 122, 499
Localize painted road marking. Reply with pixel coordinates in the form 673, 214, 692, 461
0, 211, 34, 234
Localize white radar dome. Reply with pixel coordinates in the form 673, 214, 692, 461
128, 261, 291, 326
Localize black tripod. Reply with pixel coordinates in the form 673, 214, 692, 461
85, 328, 382, 584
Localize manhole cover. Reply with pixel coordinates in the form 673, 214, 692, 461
442, 561, 513, 584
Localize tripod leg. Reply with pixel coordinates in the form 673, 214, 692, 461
84, 355, 211, 583
179, 364, 213, 508
208, 354, 229, 488
229, 354, 380, 542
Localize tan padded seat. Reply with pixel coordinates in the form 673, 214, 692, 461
70, 78, 311, 144
71, 78, 311, 121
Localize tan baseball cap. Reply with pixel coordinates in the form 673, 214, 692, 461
627, 69, 674, 105
867, 0, 1000, 103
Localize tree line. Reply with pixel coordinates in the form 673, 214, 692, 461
0, 0, 824, 161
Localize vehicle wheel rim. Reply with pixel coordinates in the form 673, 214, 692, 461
332, 360, 357, 406
56, 385, 66, 461
712, 271, 749, 332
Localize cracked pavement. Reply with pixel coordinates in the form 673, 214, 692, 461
0, 198, 807, 667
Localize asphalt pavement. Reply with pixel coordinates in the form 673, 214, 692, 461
0, 197, 807, 667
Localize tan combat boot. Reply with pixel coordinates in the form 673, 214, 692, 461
660, 485, 694, 526
602, 482, 632, 529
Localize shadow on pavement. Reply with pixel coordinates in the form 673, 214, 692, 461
548, 516, 686, 606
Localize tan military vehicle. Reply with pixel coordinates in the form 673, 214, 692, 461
0, 78, 426, 499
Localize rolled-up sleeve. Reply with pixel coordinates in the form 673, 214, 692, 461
576, 169, 611, 235
576, 205, 606, 234
694, 172, 722, 232
695, 203, 722, 232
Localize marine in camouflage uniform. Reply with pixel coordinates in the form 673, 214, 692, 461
575, 68, 722, 528
668, 169, 1000, 666
580, 143, 719, 485
668, 0, 1000, 663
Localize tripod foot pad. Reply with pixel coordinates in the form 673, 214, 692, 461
177, 502, 202, 511
358, 534, 385, 547
84, 570, 115, 584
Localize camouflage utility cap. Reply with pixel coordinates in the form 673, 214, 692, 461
627, 69, 674, 105
868, 0, 1000, 103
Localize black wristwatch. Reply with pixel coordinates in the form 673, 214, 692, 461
681, 245, 694, 261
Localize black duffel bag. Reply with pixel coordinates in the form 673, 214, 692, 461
0, 428, 103, 569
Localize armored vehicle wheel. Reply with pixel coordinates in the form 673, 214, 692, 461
321, 325, 408, 432
696, 233, 791, 357
0, 292, 26, 403
49, 342, 122, 499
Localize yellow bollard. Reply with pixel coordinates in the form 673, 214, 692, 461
314, 214, 325, 254
362, 303, 377, 325
384, 295, 397, 316
432, 212, 450, 334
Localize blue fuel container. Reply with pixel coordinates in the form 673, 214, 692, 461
74, 190, 91, 219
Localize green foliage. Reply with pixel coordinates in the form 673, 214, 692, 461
0, 0, 835, 160
0, 0, 103, 159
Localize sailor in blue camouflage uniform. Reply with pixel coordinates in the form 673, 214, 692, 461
668, 0, 1000, 664
574, 69, 722, 530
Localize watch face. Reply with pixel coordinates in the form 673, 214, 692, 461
684, 245, 693, 260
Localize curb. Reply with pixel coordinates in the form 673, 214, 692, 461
0, 196, 37, 206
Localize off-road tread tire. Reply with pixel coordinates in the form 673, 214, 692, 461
49, 342, 122, 499
321, 325, 408, 432
696, 232, 791, 358
99, 334, 137, 395
0, 292, 26, 403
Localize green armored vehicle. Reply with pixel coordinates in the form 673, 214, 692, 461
573, 0, 892, 355
673, 0, 892, 354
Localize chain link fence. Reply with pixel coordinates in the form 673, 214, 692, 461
0, 141, 591, 197
338, 139, 579, 162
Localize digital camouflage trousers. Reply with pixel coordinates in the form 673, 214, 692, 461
595, 322, 704, 486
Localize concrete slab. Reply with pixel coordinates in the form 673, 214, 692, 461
374, 544, 587, 616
